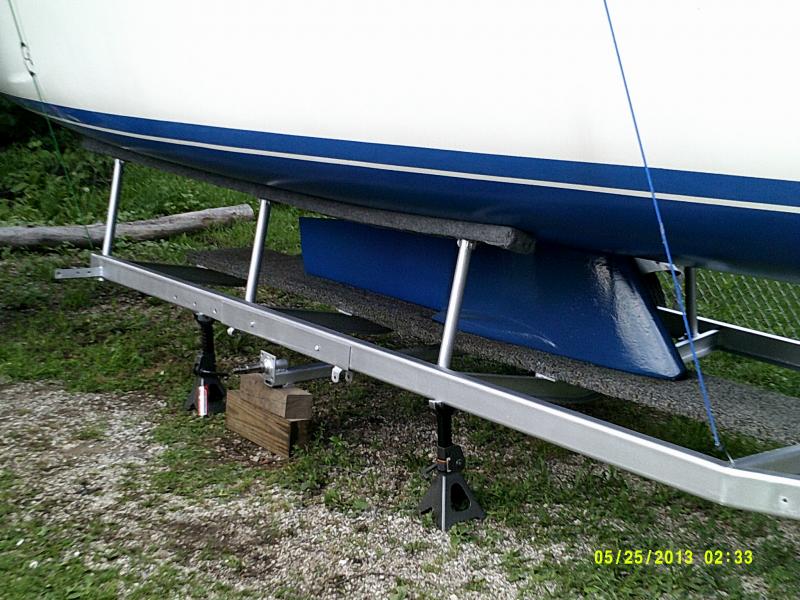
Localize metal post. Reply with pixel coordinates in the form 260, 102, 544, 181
101, 159, 124, 256
420, 239, 485, 530
435, 404, 454, 447
245, 199, 271, 303
685, 266, 699, 339
437, 240, 475, 368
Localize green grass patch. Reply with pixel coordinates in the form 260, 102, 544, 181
0, 130, 255, 227
74, 421, 108, 441
0, 469, 121, 600
149, 410, 261, 498
701, 352, 800, 398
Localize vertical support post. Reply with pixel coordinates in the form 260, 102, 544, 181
437, 239, 475, 369
435, 403, 454, 448
419, 238, 485, 530
685, 266, 699, 339
102, 159, 125, 256
245, 199, 271, 303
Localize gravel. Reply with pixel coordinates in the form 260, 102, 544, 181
3, 371, 794, 598
0, 381, 563, 598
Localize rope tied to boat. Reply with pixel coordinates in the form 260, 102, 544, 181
601, 0, 732, 462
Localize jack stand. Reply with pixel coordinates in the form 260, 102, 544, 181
419, 403, 486, 531
418, 239, 485, 530
185, 313, 226, 416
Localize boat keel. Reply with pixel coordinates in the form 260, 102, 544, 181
300, 218, 685, 379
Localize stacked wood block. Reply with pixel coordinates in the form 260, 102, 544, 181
226, 374, 312, 457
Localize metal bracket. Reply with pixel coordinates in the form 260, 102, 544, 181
231, 350, 289, 386
736, 444, 800, 475
331, 366, 353, 384
233, 350, 348, 387
659, 307, 800, 371
675, 329, 720, 362
54, 267, 103, 280
258, 350, 288, 385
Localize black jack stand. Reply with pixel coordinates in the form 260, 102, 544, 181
419, 403, 486, 531
184, 313, 226, 416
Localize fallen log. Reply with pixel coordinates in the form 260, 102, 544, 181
0, 204, 255, 248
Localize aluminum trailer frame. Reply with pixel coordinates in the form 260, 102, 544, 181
64, 252, 800, 519
56, 157, 800, 524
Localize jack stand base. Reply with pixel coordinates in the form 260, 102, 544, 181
184, 313, 226, 416
185, 379, 226, 417
419, 443, 486, 531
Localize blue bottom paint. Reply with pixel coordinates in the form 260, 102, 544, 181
300, 218, 685, 379
6, 94, 800, 282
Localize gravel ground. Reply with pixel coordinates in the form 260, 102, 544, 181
4, 377, 798, 598
0, 381, 569, 599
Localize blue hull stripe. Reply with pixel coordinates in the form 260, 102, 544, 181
10, 94, 800, 209
7, 94, 799, 281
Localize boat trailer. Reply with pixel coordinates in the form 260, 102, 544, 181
56, 151, 800, 530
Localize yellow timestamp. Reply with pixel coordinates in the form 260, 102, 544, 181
593, 549, 754, 566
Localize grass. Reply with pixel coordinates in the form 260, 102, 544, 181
75, 422, 108, 441
702, 352, 800, 398
657, 269, 800, 397
1, 472, 239, 600
0, 97, 255, 227
2, 109, 800, 598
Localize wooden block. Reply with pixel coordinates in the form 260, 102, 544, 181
226, 390, 309, 458
239, 373, 269, 397
238, 374, 313, 420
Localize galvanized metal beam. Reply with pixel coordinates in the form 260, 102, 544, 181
87, 253, 800, 520
658, 307, 800, 371
675, 329, 719, 362
736, 445, 800, 475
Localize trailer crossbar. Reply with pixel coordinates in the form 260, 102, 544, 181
67, 254, 800, 520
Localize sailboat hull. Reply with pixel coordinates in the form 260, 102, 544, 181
2, 0, 799, 280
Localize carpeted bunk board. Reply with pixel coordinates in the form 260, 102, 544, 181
190, 248, 799, 445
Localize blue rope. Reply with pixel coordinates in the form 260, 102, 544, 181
602, 0, 725, 450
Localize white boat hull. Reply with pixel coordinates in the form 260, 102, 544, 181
2, 0, 799, 278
